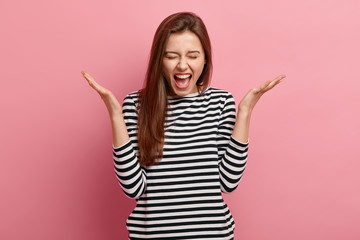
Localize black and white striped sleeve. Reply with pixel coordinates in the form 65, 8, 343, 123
217, 92, 249, 193
113, 93, 147, 199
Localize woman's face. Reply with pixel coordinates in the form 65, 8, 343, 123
162, 30, 206, 97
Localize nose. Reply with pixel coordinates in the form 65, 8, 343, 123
177, 57, 188, 71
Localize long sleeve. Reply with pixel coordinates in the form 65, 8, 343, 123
113, 93, 147, 199
217, 92, 248, 193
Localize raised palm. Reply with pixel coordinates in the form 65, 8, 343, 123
238, 74, 286, 113
81, 71, 122, 116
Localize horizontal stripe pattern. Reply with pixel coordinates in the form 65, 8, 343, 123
113, 88, 248, 239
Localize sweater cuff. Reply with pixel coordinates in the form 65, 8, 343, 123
113, 140, 132, 151
230, 136, 249, 147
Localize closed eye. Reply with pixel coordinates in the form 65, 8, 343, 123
164, 53, 178, 59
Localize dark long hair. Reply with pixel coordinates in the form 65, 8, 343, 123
137, 12, 213, 166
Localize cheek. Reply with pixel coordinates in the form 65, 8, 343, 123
162, 62, 174, 78
194, 62, 206, 75
162, 67, 169, 80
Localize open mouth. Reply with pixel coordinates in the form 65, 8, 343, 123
174, 74, 192, 89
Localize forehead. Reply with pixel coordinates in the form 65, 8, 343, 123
165, 30, 204, 51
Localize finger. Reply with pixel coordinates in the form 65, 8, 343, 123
262, 76, 284, 92
256, 80, 271, 93
263, 81, 279, 92
81, 71, 91, 82
81, 71, 95, 83
262, 74, 285, 90
271, 74, 286, 86
82, 71, 98, 87
81, 71, 106, 93
274, 74, 286, 82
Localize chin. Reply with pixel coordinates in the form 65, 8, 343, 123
170, 84, 198, 97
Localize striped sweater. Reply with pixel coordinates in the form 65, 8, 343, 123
113, 87, 248, 240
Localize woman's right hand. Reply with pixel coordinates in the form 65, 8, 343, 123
81, 71, 122, 117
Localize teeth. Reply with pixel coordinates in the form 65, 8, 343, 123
175, 74, 191, 79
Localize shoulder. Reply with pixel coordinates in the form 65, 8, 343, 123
122, 90, 141, 111
205, 88, 236, 113
123, 90, 139, 101
205, 87, 234, 100
123, 90, 140, 104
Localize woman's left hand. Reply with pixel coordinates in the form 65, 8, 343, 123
238, 74, 286, 114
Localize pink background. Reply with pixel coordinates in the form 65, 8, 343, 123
1, 0, 359, 239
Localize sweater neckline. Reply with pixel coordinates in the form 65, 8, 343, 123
167, 87, 210, 100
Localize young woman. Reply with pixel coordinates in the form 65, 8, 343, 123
82, 12, 285, 240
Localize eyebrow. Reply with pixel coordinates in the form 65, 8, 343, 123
164, 50, 201, 54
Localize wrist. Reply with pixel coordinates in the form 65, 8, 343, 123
237, 107, 252, 118
110, 112, 124, 122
